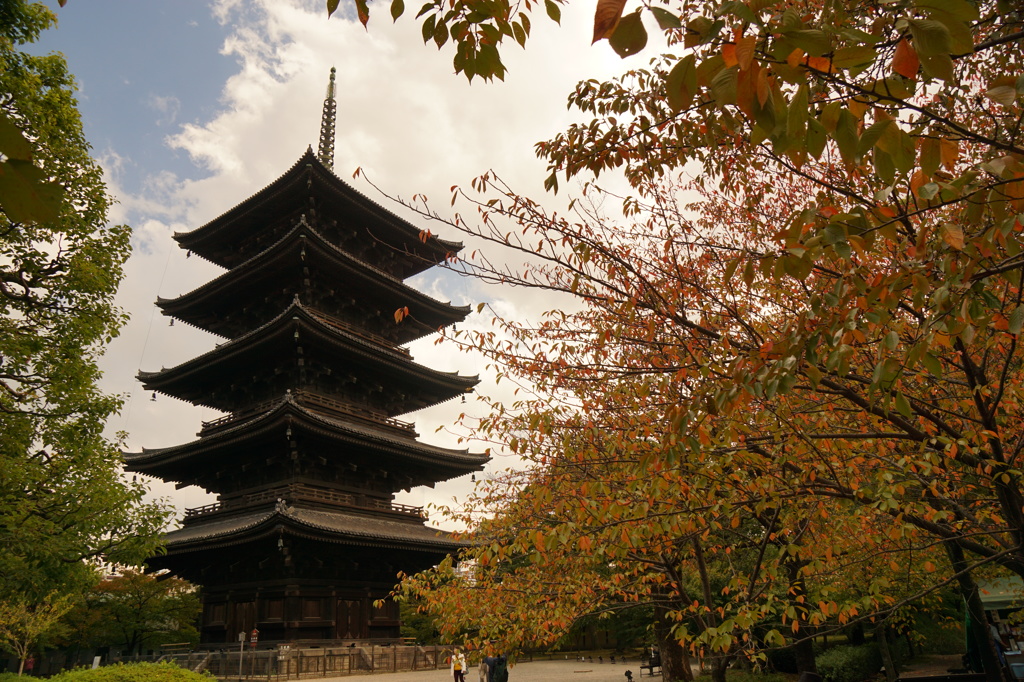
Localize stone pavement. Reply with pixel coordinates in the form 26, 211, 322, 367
322, 659, 655, 682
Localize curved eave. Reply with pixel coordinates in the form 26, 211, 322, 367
155, 506, 460, 556
123, 396, 488, 475
158, 220, 469, 339
173, 149, 460, 271
138, 300, 479, 405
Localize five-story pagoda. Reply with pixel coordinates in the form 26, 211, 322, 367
125, 70, 487, 644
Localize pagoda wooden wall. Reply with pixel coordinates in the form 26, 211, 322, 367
200, 586, 401, 644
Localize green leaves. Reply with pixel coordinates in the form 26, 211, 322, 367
914, 0, 977, 55
650, 7, 681, 30
985, 76, 1022, 107
0, 159, 63, 224
907, 19, 952, 57
0, 113, 63, 223
914, 0, 979, 22
608, 11, 647, 58
782, 29, 830, 57
1009, 306, 1024, 337
545, 0, 561, 23
787, 84, 808, 139
666, 55, 698, 112
833, 45, 876, 70
710, 65, 739, 105
390, 0, 405, 22
0, 113, 33, 159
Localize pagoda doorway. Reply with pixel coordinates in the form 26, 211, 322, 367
336, 598, 365, 639
230, 601, 256, 639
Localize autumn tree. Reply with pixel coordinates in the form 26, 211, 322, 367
0, 0, 171, 610
339, 0, 1022, 677
393, 279, 962, 679
62, 571, 200, 655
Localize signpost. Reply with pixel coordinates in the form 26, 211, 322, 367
238, 631, 246, 681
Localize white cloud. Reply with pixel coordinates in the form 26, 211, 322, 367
101, 0, 638, 529
147, 94, 182, 127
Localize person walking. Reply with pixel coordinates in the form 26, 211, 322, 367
491, 655, 509, 682
451, 649, 467, 682
483, 654, 498, 682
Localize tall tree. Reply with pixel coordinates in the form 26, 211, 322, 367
345, 0, 1022, 677
0, 1, 171, 605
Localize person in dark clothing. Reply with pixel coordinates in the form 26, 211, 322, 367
491, 655, 509, 682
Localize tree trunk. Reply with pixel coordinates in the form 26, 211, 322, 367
904, 630, 917, 658
876, 622, 898, 682
679, 643, 693, 682
786, 556, 817, 675
794, 637, 817, 675
946, 541, 1008, 682
654, 605, 692, 682
709, 654, 730, 682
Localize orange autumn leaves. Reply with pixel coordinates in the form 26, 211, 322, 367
892, 38, 920, 79
592, 0, 627, 42
591, 0, 649, 57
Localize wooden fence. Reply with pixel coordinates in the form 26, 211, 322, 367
126, 644, 452, 680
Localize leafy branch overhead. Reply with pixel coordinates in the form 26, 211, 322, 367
326, 0, 563, 80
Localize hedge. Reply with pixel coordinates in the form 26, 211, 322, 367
47, 662, 213, 682
815, 644, 883, 682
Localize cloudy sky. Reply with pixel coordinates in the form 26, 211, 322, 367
33, 0, 635, 528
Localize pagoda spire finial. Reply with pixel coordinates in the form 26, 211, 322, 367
317, 67, 337, 170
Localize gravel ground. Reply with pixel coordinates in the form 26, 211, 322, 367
320, 658, 656, 682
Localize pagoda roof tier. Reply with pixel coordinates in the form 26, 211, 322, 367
138, 300, 478, 414
152, 503, 460, 559
123, 393, 487, 492
158, 217, 468, 343
174, 148, 462, 275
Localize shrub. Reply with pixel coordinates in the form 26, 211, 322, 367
914, 617, 967, 655
48, 662, 213, 682
0, 672, 24, 682
815, 644, 883, 682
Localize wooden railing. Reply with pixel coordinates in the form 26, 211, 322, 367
293, 390, 415, 434
184, 502, 222, 517
200, 397, 279, 433
307, 309, 410, 356
198, 391, 415, 436
184, 483, 426, 520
